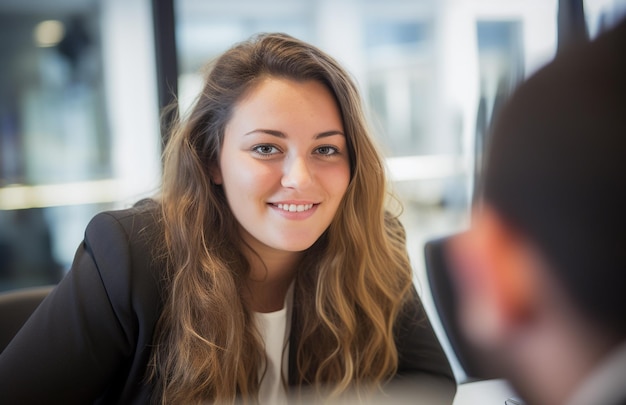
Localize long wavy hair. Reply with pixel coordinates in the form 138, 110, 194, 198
149, 33, 414, 404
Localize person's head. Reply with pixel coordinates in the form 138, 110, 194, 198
154, 33, 413, 403
450, 20, 626, 404
161, 33, 387, 256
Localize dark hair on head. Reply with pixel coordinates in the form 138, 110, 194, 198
151, 32, 414, 403
482, 20, 626, 336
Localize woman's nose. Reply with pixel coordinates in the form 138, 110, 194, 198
281, 156, 313, 189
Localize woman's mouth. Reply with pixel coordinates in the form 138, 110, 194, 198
275, 203, 315, 212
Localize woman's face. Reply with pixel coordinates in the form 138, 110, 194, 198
214, 77, 350, 258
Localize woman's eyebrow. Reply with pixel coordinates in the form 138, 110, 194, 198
244, 129, 345, 139
245, 129, 286, 138
315, 130, 345, 139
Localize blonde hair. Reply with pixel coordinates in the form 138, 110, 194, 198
150, 33, 414, 404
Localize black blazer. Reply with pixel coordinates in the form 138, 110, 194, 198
0, 202, 456, 404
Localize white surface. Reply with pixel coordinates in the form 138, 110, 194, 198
454, 379, 520, 405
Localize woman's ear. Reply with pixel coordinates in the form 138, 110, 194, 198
210, 165, 223, 185
448, 205, 538, 348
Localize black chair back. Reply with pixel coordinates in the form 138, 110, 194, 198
424, 236, 498, 383
0, 285, 54, 353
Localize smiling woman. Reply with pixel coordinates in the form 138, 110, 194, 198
0, 33, 456, 404
215, 78, 350, 259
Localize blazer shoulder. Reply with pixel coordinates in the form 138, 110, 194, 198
84, 199, 165, 321
87, 199, 162, 242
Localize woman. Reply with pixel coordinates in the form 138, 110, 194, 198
0, 33, 455, 404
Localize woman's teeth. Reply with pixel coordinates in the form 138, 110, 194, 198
276, 203, 314, 212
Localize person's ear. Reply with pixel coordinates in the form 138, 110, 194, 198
448, 205, 538, 347
210, 165, 223, 185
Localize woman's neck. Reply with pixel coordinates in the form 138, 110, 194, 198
242, 246, 301, 313
245, 276, 294, 313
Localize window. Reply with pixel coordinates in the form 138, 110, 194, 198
0, 0, 161, 290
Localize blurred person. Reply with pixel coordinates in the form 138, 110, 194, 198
449, 19, 626, 405
0, 33, 455, 404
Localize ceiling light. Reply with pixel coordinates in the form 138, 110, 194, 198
33, 20, 65, 48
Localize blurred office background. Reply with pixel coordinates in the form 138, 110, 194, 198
1, 0, 625, 381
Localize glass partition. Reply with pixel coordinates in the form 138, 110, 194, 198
0, 0, 162, 290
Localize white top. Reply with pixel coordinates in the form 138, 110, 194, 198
254, 285, 293, 404
566, 341, 626, 405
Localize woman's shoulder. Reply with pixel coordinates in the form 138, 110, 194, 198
87, 198, 162, 240
83, 198, 166, 307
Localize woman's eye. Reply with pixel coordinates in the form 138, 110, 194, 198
315, 145, 339, 156
252, 145, 280, 155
